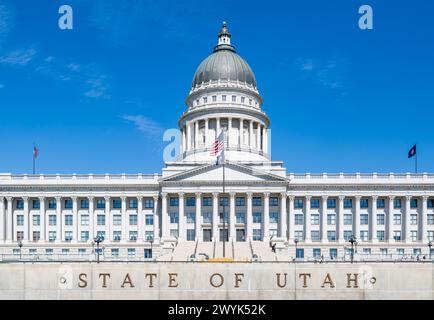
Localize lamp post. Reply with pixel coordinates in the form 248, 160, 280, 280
428, 241, 432, 261
148, 236, 154, 260
18, 240, 23, 260
93, 235, 104, 264
294, 238, 299, 261
349, 235, 357, 264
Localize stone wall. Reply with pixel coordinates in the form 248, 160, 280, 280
0, 262, 432, 300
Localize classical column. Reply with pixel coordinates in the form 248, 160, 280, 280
178, 193, 185, 241
371, 196, 378, 241
263, 193, 270, 241
246, 192, 253, 241
229, 193, 236, 241
0, 197, 5, 242
23, 197, 29, 241
388, 196, 394, 242
249, 120, 254, 148
263, 127, 268, 154
186, 122, 191, 151
422, 196, 428, 242
6, 197, 13, 243
280, 193, 287, 239
354, 196, 361, 240
72, 196, 78, 243
256, 123, 261, 150
56, 196, 62, 242
161, 193, 168, 239
338, 196, 345, 242
137, 196, 144, 241
321, 196, 327, 242
228, 118, 232, 147
305, 196, 311, 242
39, 197, 46, 242
105, 196, 111, 242
88, 197, 95, 241
153, 195, 160, 241
194, 121, 199, 149
239, 119, 243, 146
195, 193, 202, 241
216, 118, 220, 136
288, 196, 295, 240
405, 196, 411, 242
212, 192, 219, 241
204, 119, 209, 148
121, 196, 127, 242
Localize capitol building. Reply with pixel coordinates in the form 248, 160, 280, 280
1, 23, 433, 263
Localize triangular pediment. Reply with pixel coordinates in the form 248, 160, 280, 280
161, 162, 288, 183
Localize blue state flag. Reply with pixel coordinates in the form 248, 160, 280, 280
408, 144, 416, 158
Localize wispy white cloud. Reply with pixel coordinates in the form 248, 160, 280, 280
0, 48, 37, 66
84, 75, 111, 99
122, 115, 164, 138
0, 3, 13, 46
295, 55, 350, 94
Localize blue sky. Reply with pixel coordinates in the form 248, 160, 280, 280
0, 0, 433, 174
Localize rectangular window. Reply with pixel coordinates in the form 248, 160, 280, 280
327, 214, 336, 225
428, 214, 434, 225
327, 198, 336, 209
394, 214, 401, 225
203, 97, 208, 104
16, 200, 24, 209
187, 229, 196, 241
377, 230, 385, 241
32, 231, 40, 242
249, 98, 252, 105
329, 248, 338, 259
113, 231, 121, 241
295, 214, 304, 225
113, 215, 122, 225
129, 215, 138, 225
96, 231, 105, 240
359, 231, 368, 241
203, 197, 212, 206
32, 200, 40, 209
428, 199, 434, 209
145, 215, 154, 225
427, 231, 434, 241
128, 248, 136, 257
187, 212, 195, 223
111, 248, 119, 257
269, 212, 278, 223
46, 249, 54, 255
236, 212, 245, 223
380, 248, 388, 255
241, 97, 245, 103
344, 198, 353, 209
80, 199, 89, 209
327, 231, 336, 241
29, 249, 37, 255
235, 197, 245, 206
410, 214, 418, 225
222, 95, 227, 102
269, 197, 279, 206
296, 248, 304, 259
377, 214, 385, 225
360, 214, 369, 225
344, 214, 353, 225
97, 215, 105, 226
294, 231, 304, 241
64, 199, 73, 209
78, 248, 86, 255
170, 197, 179, 206
65, 215, 73, 226
17, 231, 24, 241
313, 248, 321, 258
363, 248, 371, 255
344, 231, 352, 241
232, 95, 236, 102
311, 214, 319, 225
294, 198, 304, 209
252, 197, 262, 206
17, 215, 24, 226
394, 198, 402, 209
377, 198, 386, 209
252, 212, 262, 223
129, 231, 138, 241
212, 96, 217, 102
81, 215, 89, 226
129, 199, 138, 209
310, 198, 320, 209
65, 231, 73, 241
145, 231, 154, 241
170, 229, 179, 238
49, 215, 56, 226
393, 231, 401, 241
112, 199, 122, 209
144, 198, 154, 209
203, 212, 212, 223
81, 231, 89, 241
48, 231, 56, 241
96, 199, 105, 209
48, 199, 56, 209
32, 215, 40, 226
311, 231, 320, 241
410, 198, 418, 209
411, 231, 418, 241
169, 213, 179, 224
360, 198, 369, 209
144, 249, 153, 259
186, 197, 195, 206
253, 229, 262, 241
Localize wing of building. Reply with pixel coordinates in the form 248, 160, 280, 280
1, 23, 434, 262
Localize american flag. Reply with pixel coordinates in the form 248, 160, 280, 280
33, 146, 39, 159
210, 131, 224, 156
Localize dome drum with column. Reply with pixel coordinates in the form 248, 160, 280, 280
179, 23, 270, 163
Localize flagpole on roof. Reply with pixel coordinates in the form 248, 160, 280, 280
33, 143, 36, 175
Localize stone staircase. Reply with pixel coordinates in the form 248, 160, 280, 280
251, 241, 277, 262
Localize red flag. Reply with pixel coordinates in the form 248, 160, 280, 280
33, 146, 38, 159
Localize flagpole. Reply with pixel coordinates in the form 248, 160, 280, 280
415, 152, 418, 174
33, 144, 35, 175
222, 161, 226, 258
